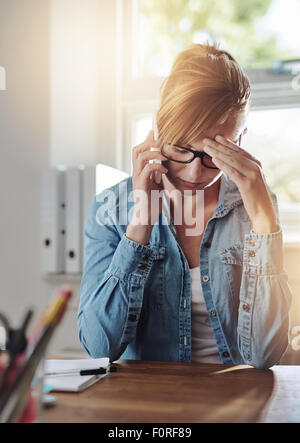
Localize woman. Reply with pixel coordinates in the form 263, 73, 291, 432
78, 43, 292, 369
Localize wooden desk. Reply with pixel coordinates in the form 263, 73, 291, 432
43, 360, 300, 423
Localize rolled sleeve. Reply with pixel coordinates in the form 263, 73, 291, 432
78, 194, 156, 362
238, 227, 292, 369
108, 233, 154, 282
243, 228, 283, 275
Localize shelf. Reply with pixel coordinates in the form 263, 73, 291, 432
42, 274, 82, 284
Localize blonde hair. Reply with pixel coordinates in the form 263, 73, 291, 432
157, 42, 251, 147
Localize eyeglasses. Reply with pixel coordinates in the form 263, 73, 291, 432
161, 134, 242, 169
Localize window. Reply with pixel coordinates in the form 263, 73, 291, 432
245, 107, 300, 206
133, 0, 300, 77
244, 107, 300, 242
119, 0, 300, 241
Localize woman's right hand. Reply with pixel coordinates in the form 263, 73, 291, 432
126, 131, 168, 244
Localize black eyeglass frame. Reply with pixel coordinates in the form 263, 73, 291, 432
161, 134, 242, 169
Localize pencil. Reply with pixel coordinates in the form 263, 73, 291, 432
28, 285, 73, 345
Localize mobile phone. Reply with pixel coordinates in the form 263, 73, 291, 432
149, 112, 161, 184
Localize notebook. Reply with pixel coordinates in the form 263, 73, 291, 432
44, 357, 109, 392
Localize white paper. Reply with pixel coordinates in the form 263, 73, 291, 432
45, 357, 109, 373
44, 358, 109, 392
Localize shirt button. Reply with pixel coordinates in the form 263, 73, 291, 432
138, 263, 147, 270
202, 275, 210, 282
141, 254, 149, 261
248, 240, 256, 247
222, 351, 230, 358
203, 241, 211, 248
242, 303, 250, 312
210, 309, 216, 317
248, 250, 256, 258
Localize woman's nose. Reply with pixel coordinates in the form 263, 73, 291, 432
186, 157, 204, 180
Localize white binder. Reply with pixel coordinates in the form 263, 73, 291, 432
82, 164, 128, 224
65, 167, 83, 274
0, 66, 6, 90
95, 163, 129, 194
82, 166, 97, 273
41, 168, 66, 274
83, 166, 96, 228
81, 165, 129, 272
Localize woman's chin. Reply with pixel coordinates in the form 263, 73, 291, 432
162, 172, 222, 193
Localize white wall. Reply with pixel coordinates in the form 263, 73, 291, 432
50, 0, 119, 168
47, 0, 119, 354
0, 0, 51, 326
0, 0, 119, 354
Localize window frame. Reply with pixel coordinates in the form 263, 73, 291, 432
118, 0, 300, 241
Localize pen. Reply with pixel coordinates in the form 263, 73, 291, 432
45, 367, 107, 377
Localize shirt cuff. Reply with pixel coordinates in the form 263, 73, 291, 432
243, 227, 284, 274
107, 233, 154, 281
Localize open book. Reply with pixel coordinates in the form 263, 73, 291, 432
44, 357, 109, 392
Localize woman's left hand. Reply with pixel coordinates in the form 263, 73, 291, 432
203, 135, 279, 234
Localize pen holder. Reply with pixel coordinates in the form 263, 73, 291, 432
19, 359, 45, 423
18, 387, 38, 423
0, 355, 44, 423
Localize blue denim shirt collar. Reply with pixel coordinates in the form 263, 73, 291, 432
103, 174, 243, 227
214, 173, 243, 218
161, 173, 243, 226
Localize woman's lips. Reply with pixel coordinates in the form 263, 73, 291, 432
178, 178, 204, 188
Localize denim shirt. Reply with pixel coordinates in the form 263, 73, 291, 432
77, 174, 292, 369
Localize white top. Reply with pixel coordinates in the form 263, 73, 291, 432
190, 266, 222, 364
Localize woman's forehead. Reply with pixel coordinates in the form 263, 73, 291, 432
191, 122, 240, 144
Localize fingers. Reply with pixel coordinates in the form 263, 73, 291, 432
131, 130, 169, 187
213, 136, 262, 167
130, 131, 168, 225
135, 150, 167, 175
132, 131, 168, 176
140, 162, 168, 183
214, 135, 240, 152
204, 144, 254, 177
204, 137, 262, 169
132, 130, 160, 161
204, 143, 262, 185
146, 130, 157, 143
209, 156, 246, 182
